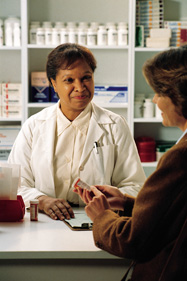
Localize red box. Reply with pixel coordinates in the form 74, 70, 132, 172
0, 195, 25, 222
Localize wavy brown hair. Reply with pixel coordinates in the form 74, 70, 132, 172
142, 45, 187, 118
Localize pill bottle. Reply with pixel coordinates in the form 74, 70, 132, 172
42, 21, 52, 29
97, 25, 107, 46
78, 22, 88, 29
5, 22, 13, 46
45, 28, 52, 45
36, 27, 45, 45
13, 22, 21, 46
60, 27, 69, 44
78, 27, 87, 45
107, 26, 118, 46
54, 21, 65, 29
90, 22, 99, 31
87, 27, 97, 46
29, 21, 40, 44
52, 27, 61, 45
0, 20, 3, 46
68, 28, 78, 43
66, 22, 77, 30
118, 23, 128, 46
30, 199, 39, 221
143, 98, 154, 118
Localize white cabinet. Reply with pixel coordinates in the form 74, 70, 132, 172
0, 0, 186, 171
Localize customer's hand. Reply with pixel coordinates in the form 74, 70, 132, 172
84, 186, 110, 222
38, 195, 74, 220
74, 184, 125, 211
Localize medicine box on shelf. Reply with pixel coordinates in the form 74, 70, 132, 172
0, 126, 20, 160
93, 85, 128, 104
31, 72, 50, 102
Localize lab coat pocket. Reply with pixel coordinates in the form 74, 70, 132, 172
91, 143, 115, 184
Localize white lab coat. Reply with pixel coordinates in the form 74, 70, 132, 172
8, 102, 146, 207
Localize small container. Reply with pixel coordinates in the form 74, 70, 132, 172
118, 24, 128, 46
68, 28, 78, 43
97, 25, 107, 46
60, 27, 69, 43
78, 27, 87, 45
143, 98, 154, 118
87, 28, 97, 46
107, 26, 118, 46
30, 199, 39, 221
36, 27, 45, 45
45, 28, 52, 45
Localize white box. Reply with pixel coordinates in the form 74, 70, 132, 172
146, 37, 170, 48
93, 86, 128, 104
150, 28, 171, 38
2, 105, 22, 118
1, 83, 22, 106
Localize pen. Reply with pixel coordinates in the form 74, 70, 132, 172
94, 141, 99, 154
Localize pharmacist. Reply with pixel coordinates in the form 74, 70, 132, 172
8, 43, 146, 220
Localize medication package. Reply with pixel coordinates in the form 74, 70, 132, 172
0, 162, 25, 221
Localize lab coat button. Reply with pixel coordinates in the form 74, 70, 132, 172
79, 165, 84, 171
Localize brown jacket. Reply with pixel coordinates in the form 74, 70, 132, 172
93, 134, 187, 281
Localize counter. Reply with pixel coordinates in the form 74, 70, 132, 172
0, 210, 131, 281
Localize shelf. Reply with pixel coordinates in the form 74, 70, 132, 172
0, 117, 22, 122
27, 102, 128, 109
135, 47, 170, 52
141, 162, 157, 167
134, 118, 162, 123
28, 44, 129, 50
0, 46, 22, 51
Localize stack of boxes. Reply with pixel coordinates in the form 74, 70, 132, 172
31, 72, 58, 103
136, 0, 164, 47
0, 83, 22, 118
0, 126, 20, 160
164, 21, 187, 47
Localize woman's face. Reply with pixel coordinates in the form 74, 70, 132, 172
153, 93, 187, 131
51, 59, 94, 120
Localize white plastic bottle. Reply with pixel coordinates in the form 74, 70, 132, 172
118, 23, 128, 46
68, 28, 78, 43
87, 28, 97, 46
143, 99, 154, 118
45, 28, 52, 45
78, 27, 87, 45
13, 22, 21, 46
0, 19, 3, 46
42, 21, 52, 29
5, 22, 13, 46
52, 27, 60, 45
36, 27, 45, 45
30, 21, 40, 44
107, 26, 118, 46
97, 25, 107, 46
60, 28, 69, 43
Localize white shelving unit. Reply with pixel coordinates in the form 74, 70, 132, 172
1, 0, 186, 174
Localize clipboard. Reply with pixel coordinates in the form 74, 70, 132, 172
63, 208, 93, 231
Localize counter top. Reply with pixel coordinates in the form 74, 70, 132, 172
0, 209, 119, 260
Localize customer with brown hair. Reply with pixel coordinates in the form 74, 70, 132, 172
75, 45, 187, 281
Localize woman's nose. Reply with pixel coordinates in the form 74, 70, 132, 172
74, 80, 85, 92
152, 94, 158, 104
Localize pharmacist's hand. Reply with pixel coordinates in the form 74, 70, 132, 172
38, 195, 74, 220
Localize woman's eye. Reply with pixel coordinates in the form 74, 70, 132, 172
64, 78, 73, 83
82, 76, 92, 81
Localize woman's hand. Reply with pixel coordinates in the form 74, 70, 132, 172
74, 184, 125, 211
38, 195, 74, 220
84, 186, 110, 222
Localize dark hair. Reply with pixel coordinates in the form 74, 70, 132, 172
142, 45, 187, 118
46, 43, 97, 85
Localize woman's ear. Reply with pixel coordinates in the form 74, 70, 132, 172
51, 79, 57, 93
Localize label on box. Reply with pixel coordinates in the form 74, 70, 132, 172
93, 86, 128, 104
31, 72, 50, 102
